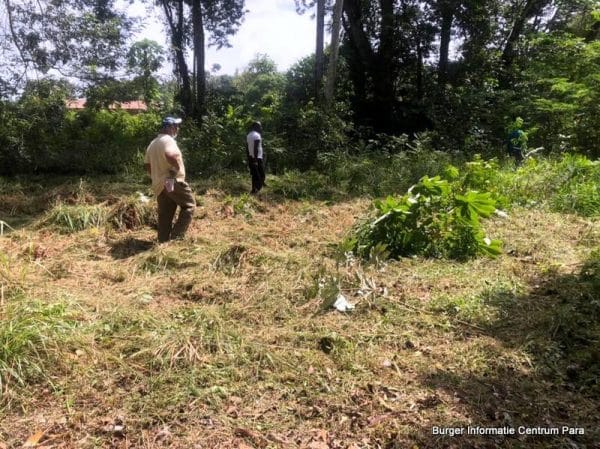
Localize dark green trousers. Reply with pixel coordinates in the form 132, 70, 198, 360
157, 181, 196, 242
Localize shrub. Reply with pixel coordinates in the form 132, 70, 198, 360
348, 172, 501, 261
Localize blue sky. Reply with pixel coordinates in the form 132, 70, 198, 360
128, 0, 321, 76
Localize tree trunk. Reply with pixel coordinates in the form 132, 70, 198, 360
325, 0, 344, 104
342, 0, 371, 123
417, 39, 424, 99
502, 0, 550, 68
373, 0, 396, 131
438, 2, 454, 85
315, 0, 325, 100
343, 0, 397, 132
191, 0, 206, 121
342, 0, 374, 65
161, 0, 192, 116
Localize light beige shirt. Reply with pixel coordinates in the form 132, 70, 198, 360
144, 134, 186, 196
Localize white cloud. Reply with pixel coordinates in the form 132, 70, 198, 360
131, 0, 323, 75
207, 0, 317, 74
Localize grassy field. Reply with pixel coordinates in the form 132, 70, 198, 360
1, 171, 599, 449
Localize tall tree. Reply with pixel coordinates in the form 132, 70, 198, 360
325, 0, 344, 104
127, 39, 165, 105
342, 0, 402, 131
502, 0, 553, 68
436, 0, 458, 84
159, 0, 245, 120
315, 0, 326, 99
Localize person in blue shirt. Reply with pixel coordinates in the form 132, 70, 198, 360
507, 117, 528, 165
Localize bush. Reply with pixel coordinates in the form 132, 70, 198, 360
348, 172, 502, 261
60, 109, 160, 173
179, 109, 247, 176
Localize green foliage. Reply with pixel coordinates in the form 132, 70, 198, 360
325, 139, 454, 197
290, 102, 351, 168
126, 39, 164, 104
520, 33, 600, 155
500, 153, 600, 216
0, 0, 134, 94
223, 194, 256, 217
0, 80, 70, 174
349, 170, 501, 261
269, 170, 340, 200
180, 108, 247, 175
0, 84, 160, 175
60, 109, 160, 173
460, 155, 510, 209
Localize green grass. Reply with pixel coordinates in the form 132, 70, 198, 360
38, 203, 108, 233
0, 295, 79, 395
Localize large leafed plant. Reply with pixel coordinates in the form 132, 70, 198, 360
348, 172, 502, 261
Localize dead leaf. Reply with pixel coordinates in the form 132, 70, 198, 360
1, 442, 8, 449
229, 395, 243, 405
226, 405, 239, 417
267, 433, 290, 445
237, 443, 254, 449
313, 429, 328, 441
155, 426, 172, 442
23, 430, 45, 447
307, 443, 329, 449
234, 428, 267, 446
368, 414, 392, 426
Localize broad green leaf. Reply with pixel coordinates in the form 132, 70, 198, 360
456, 191, 496, 218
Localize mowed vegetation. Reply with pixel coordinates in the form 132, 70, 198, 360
1, 155, 599, 448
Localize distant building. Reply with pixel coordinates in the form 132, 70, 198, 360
65, 99, 148, 114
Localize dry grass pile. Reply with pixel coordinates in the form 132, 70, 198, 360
0, 181, 598, 448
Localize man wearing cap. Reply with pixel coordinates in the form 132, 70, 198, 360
246, 121, 265, 194
144, 117, 196, 242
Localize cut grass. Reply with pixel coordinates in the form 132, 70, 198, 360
0, 175, 598, 448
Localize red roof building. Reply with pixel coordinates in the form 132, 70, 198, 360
66, 99, 148, 114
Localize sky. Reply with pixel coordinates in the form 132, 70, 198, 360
128, 0, 322, 76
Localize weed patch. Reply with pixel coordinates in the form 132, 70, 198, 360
0, 296, 79, 399
38, 202, 108, 233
